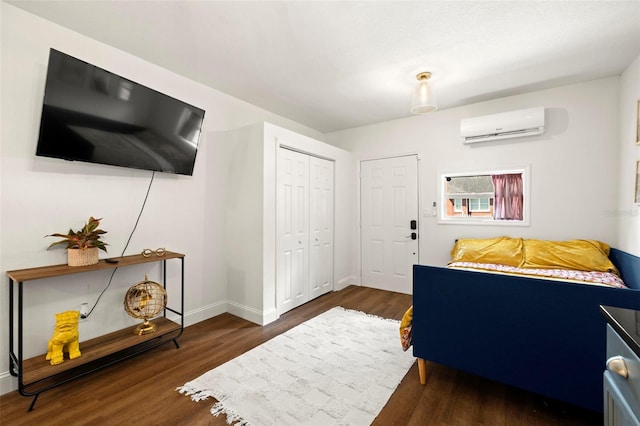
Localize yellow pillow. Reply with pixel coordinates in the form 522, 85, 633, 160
450, 236, 524, 267
521, 239, 619, 275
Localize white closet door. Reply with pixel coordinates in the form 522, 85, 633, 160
309, 156, 334, 300
277, 149, 310, 314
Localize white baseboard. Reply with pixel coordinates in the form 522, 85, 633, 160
180, 300, 228, 327
336, 275, 359, 291
0, 371, 16, 395
226, 301, 277, 325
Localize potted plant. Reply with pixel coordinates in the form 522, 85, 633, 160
46, 216, 108, 266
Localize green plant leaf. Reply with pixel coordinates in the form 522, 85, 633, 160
45, 216, 108, 252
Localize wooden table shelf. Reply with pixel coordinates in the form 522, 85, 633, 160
7, 252, 185, 282
7, 252, 185, 411
22, 317, 181, 386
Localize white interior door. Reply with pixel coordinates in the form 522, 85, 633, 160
309, 156, 334, 299
277, 149, 310, 314
360, 155, 419, 294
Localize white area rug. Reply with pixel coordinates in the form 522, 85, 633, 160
177, 307, 416, 425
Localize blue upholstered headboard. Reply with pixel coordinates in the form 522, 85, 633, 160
610, 248, 640, 289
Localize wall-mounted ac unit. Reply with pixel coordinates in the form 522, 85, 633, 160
460, 107, 545, 144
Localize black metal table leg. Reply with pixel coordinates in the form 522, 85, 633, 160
28, 394, 39, 412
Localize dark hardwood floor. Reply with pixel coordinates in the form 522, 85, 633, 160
0, 286, 602, 425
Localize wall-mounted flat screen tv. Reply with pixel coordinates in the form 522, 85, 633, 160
36, 49, 205, 176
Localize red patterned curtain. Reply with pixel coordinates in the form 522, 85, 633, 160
492, 173, 523, 220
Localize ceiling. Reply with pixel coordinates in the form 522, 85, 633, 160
7, 0, 640, 133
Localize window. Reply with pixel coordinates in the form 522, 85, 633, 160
439, 166, 530, 225
469, 197, 490, 212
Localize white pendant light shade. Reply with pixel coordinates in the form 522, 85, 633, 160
410, 72, 437, 114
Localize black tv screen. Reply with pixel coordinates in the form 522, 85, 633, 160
36, 49, 205, 176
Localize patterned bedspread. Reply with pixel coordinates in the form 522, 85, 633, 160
399, 306, 413, 352
448, 261, 627, 289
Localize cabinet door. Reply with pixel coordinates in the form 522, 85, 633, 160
277, 148, 310, 315
309, 156, 334, 300
604, 371, 640, 426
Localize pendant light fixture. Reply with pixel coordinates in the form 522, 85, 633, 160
410, 72, 437, 114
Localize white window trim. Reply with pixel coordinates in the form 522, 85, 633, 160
437, 165, 531, 226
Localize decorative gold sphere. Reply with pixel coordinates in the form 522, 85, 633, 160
123, 274, 167, 335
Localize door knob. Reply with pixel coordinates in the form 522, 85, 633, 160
606, 355, 629, 379
405, 233, 417, 240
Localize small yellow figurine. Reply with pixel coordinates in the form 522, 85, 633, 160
46, 310, 81, 365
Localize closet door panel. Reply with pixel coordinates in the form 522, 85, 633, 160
309, 156, 334, 299
277, 149, 310, 314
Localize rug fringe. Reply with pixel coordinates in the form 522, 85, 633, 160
212, 402, 250, 426
179, 386, 250, 424
176, 385, 215, 402
335, 306, 400, 324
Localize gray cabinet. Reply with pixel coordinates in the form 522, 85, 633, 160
605, 324, 640, 425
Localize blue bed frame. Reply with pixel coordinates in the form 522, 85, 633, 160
412, 248, 640, 412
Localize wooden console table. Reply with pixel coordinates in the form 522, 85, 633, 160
7, 252, 185, 411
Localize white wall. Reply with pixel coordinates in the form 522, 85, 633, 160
222, 122, 356, 325
326, 77, 625, 267
218, 124, 268, 323
617, 54, 640, 255
0, 4, 337, 395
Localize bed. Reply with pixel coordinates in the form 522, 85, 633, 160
408, 237, 640, 412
